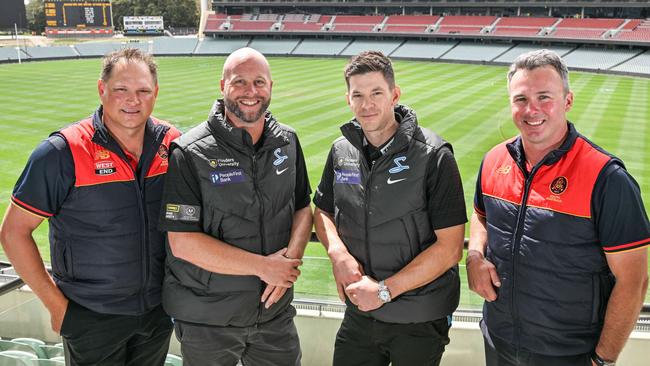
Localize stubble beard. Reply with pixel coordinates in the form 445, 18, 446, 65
224, 96, 271, 124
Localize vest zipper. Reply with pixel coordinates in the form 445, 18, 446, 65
252, 153, 266, 326
510, 162, 541, 349
364, 160, 376, 278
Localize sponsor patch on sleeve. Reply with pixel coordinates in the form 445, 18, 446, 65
165, 204, 201, 222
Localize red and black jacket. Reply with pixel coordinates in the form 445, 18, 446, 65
477, 123, 620, 355
46, 110, 179, 315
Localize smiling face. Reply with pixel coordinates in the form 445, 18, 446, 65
508, 65, 573, 153
347, 71, 400, 137
220, 52, 272, 127
98, 60, 158, 133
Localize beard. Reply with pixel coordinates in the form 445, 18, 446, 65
223, 96, 271, 124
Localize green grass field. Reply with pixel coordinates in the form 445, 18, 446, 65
1, 56, 649, 307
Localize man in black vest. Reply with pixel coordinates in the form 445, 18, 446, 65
158, 48, 312, 365
313, 51, 467, 365
0, 48, 180, 365
467, 49, 649, 366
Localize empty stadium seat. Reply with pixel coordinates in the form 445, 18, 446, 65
165, 354, 182, 366
32, 360, 64, 366
0, 354, 32, 366
0, 351, 37, 366
9, 339, 46, 359
0, 341, 36, 356
37, 346, 63, 360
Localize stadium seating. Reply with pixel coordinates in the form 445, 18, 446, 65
383, 25, 427, 34
248, 39, 300, 55
0, 47, 26, 62
442, 42, 513, 62
292, 39, 352, 56
75, 42, 133, 57
228, 21, 275, 31
385, 15, 440, 25
152, 38, 199, 55
194, 39, 251, 54
331, 24, 375, 33
390, 40, 457, 59
611, 50, 650, 74
492, 44, 574, 63
562, 47, 642, 70
281, 23, 324, 32
340, 40, 403, 56
334, 15, 384, 24
23, 46, 77, 60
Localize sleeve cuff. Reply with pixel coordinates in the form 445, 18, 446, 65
11, 196, 53, 218
603, 238, 650, 254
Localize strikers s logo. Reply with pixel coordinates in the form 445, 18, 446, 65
273, 148, 288, 166
388, 156, 409, 174
550, 176, 568, 195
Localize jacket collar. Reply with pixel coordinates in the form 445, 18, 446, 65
90, 105, 162, 150
340, 104, 418, 156
506, 122, 579, 168
207, 99, 289, 153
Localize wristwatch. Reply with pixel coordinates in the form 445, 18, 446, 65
377, 280, 392, 303
591, 352, 616, 366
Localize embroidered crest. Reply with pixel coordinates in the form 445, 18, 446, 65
550, 176, 568, 195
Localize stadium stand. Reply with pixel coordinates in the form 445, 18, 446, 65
227, 21, 275, 31
292, 39, 352, 56
281, 23, 323, 32
385, 15, 440, 26
615, 19, 650, 41
75, 42, 134, 57
437, 16, 496, 35
339, 40, 403, 56
611, 50, 650, 74
441, 42, 514, 62
562, 47, 644, 70
493, 44, 575, 63
0, 47, 26, 62
383, 25, 428, 34
333, 15, 384, 24
152, 38, 199, 55
551, 17, 626, 39
248, 38, 300, 55
22, 46, 77, 60
390, 40, 457, 59
194, 38, 251, 54
331, 24, 375, 33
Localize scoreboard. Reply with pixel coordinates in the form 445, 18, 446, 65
45, 0, 113, 28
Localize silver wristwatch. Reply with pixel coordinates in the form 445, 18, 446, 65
591, 353, 616, 366
377, 280, 392, 303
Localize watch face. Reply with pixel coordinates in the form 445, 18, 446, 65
379, 290, 391, 302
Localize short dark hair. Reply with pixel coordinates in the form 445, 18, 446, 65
344, 51, 395, 89
507, 49, 570, 95
100, 48, 158, 84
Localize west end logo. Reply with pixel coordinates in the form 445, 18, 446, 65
388, 156, 409, 174
273, 148, 289, 166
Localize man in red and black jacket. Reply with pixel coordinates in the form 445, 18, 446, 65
467, 49, 649, 366
0, 48, 180, 366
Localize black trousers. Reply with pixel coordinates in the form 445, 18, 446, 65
60, 300, 173, 366
333, 309, 451, 366
483, 329, 592, 366
174, 306, 301, 366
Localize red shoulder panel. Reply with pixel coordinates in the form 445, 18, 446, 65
481, 141, 525, 207
481, 137, 611, 218
145, 118, 181, 178
60, 119, 135, 187
525, 138, 610, 217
